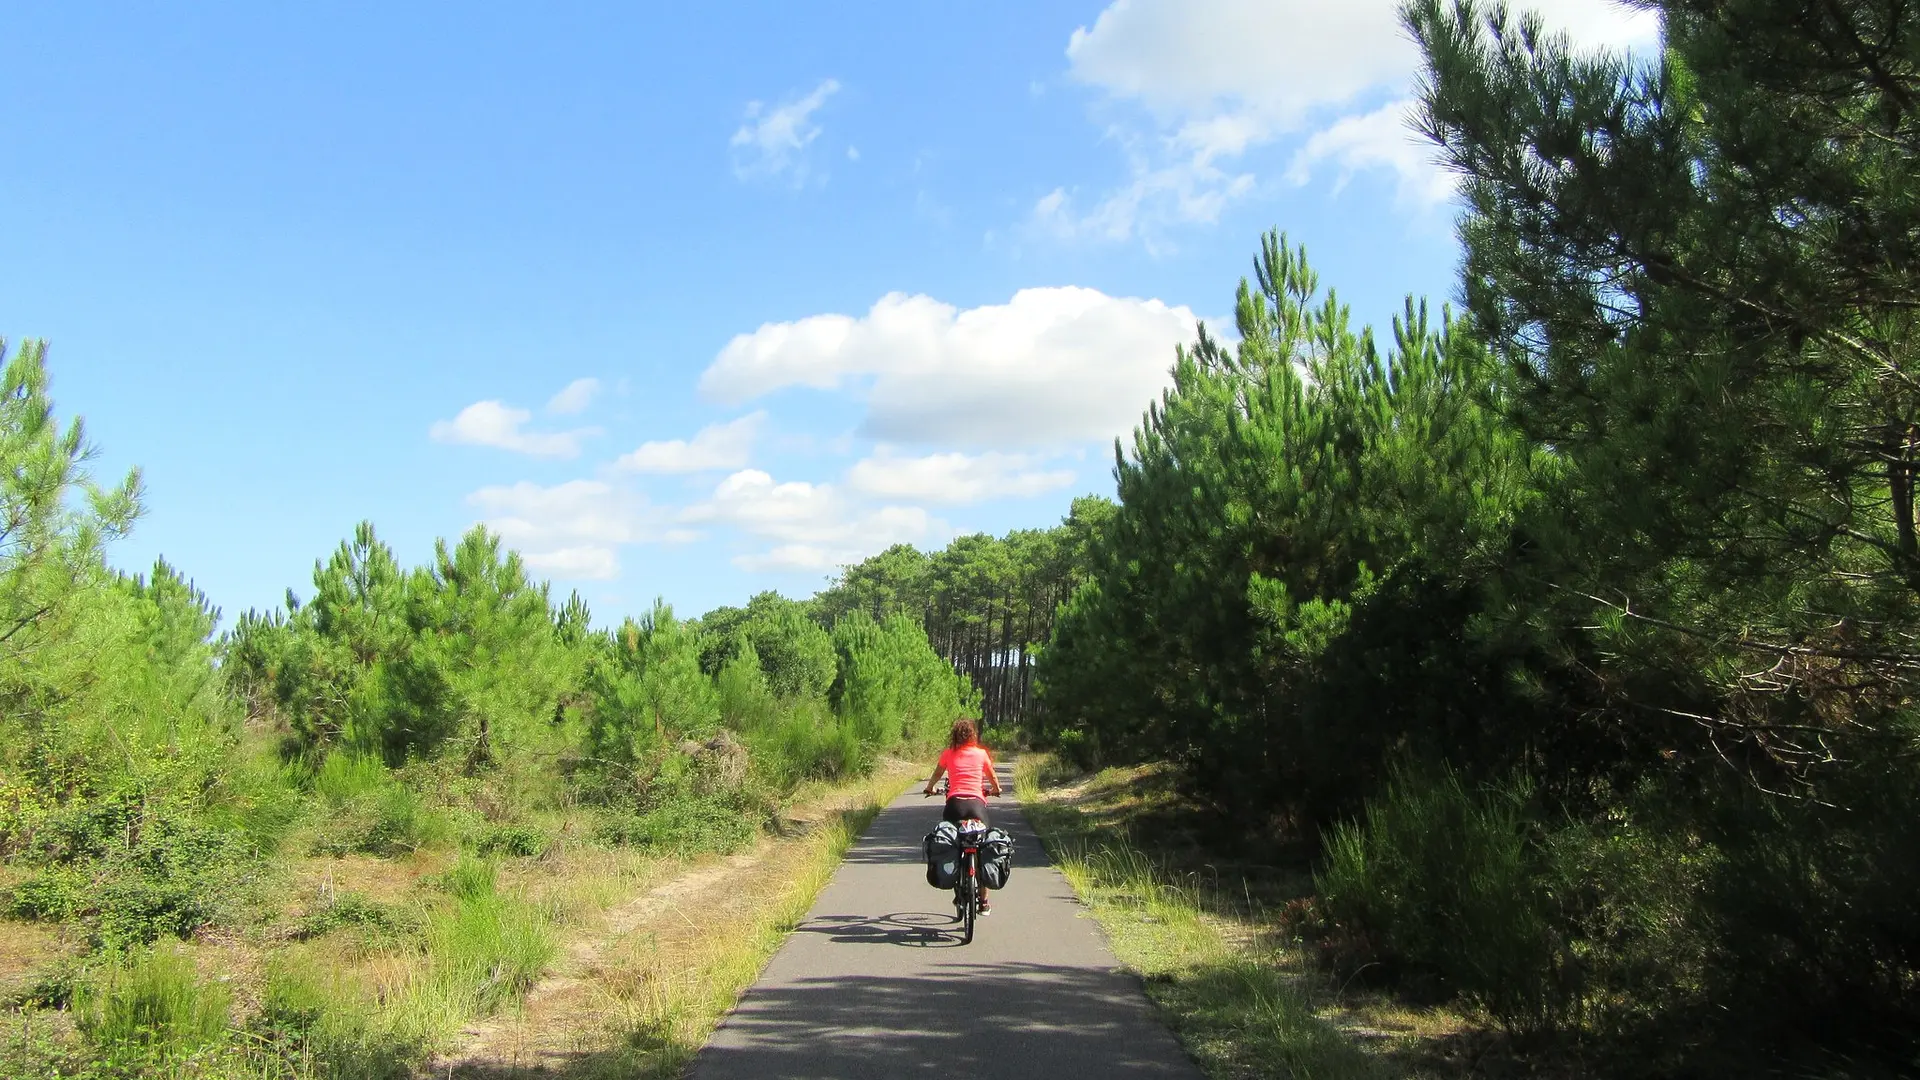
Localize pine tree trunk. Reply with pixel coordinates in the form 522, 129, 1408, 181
1006, 591, 1021, 726
1016, 601, 1034, 727
1891, 418, 1920, 591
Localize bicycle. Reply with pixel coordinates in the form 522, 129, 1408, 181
925, 781, 990, 944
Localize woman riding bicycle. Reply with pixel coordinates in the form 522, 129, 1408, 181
923, 718, 1001, 913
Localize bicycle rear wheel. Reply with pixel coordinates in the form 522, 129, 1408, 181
960, 856, 977, 945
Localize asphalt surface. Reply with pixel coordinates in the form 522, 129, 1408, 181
688, 776, 1204, 1079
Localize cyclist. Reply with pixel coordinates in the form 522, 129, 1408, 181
922, 717, 1002, 914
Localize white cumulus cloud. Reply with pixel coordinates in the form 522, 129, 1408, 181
732, 78, 840, 182
466, 479, 663, 581
616, 412, 766, 474
1049, 0, 1662, 235
429, 401, 593, 459
546, 377, 600, 415
847, 449, 1076, 505
1068, 0, 1410, 123
700, 287, 1196, 448
683, 468, 944, 573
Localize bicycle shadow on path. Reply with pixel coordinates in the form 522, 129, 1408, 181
796, 910, 969, 948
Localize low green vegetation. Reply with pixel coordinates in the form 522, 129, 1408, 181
544, 780, 896, 1080
1016, 756, 1391, 1080
0, 336, 977, 1078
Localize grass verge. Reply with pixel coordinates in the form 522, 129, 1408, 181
0, 767, 913, 1080
441, 767, 912, 1078
587, 780, 893, 1078
1015, 754, 1411, 1080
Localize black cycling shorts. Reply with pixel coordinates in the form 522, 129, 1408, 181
943, 796, 989, 826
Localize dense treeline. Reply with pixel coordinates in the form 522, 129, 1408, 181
1030, 0, 1920, 1069
0, 339, 975, 1075
813, 498, 1110, 731
219, 526, 974, 840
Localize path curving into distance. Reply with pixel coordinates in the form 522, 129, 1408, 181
689, 773, 1203, 1079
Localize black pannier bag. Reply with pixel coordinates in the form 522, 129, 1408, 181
978, 827, 1014, 890
924, 820, 961, 889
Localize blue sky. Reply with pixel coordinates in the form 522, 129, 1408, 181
1, 1, 1657, 625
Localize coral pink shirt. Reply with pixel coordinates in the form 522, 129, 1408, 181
938, 744, 993, 801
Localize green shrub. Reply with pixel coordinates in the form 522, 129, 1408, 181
595, 795, 756, 855
745, 701, 874, 788
435, 855, 497, 901
475, 822, 550, 858
8, 812, 250, 948
1541, 797, 1715, 1028
207, 752, 308, 856
1052, 728, 1101, 772
365, 783, 446, 853
1317, 764, 1577, 1034
5, 864, 90, 922
295, 891, 418, 943
312, 753, 389, 805
0, 1006, 93, 1079
307, 757, 447, 857
1693, 774, 1920, 1044
22, 954, 87, 1010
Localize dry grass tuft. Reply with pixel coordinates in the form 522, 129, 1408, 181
0, 920, 71, 1001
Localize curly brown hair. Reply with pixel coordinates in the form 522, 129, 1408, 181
948, 718, 978, 749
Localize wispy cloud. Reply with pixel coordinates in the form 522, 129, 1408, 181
1286, 99, 1456, 208
731, 78, 841, 183
616, 412, 766, 474
847, 449, 1075, 505
1044, 0, 1661, 242
429, 400, 595, 459
545, 377, 600, 416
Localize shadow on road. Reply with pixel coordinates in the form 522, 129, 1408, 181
795, 910, 967, 947
690, 963, 1193, 1079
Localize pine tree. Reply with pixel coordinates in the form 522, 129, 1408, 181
1406, 0, 1920, 1040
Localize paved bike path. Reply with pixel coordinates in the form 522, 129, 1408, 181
689, 779, 1202, 1079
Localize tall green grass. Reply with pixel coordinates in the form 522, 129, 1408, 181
75, 945, 231, 1067
311, 752, 389, 804
1014, 753, 1080, 793
248, 963, 414, 1080
387, 857, 556, 1046
304, 752, 448, 856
